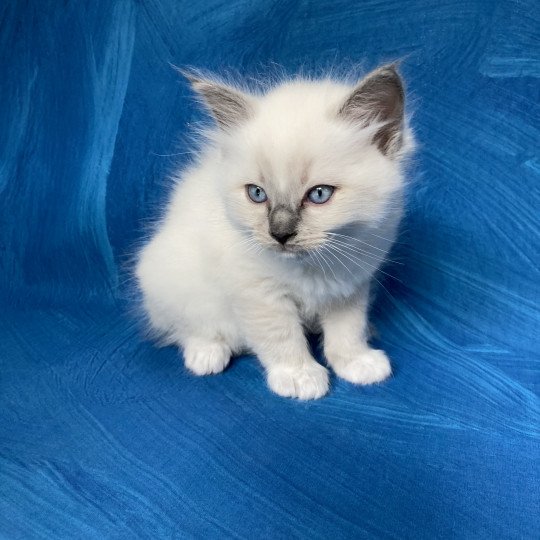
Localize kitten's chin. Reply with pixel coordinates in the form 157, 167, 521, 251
280, 250, 299, 259
267, 245, 296, 258
263, 241, 316, 260
274, 246, 311, 260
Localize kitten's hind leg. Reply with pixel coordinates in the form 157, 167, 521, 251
322, 291, 392, 385
182, 337, 231, 376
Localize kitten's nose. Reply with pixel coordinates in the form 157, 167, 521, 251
269, 205, 299, 246
271, 231, 296, 245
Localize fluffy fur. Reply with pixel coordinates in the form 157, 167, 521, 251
135, 64, 414, 399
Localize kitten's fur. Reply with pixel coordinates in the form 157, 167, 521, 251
136, 64, 414, 399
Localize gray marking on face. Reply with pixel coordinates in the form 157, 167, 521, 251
268, 204, 300, 244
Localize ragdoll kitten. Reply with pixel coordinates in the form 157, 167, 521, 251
136, 64, 413, 399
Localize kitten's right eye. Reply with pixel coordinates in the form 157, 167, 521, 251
246, 184, 268, 203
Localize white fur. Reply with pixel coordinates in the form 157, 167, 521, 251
136, 69, 413, 399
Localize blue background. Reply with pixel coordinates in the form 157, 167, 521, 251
1, 1, 539, 538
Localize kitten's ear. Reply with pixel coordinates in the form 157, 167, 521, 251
181, 70, 254, 130
339, 64, 405, 155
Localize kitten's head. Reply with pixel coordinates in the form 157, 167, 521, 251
185, 65, 413, 256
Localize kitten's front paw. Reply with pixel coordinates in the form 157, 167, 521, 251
267, 362, 329, 400
332, 349, 392, 385
183, 340, 231, 376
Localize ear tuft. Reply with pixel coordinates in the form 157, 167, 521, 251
179, 69, 254, 130
339, 64, 405, 155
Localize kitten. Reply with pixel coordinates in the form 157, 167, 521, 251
135, 64, 414, 399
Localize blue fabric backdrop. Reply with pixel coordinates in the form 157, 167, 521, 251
1, 1, 539, 538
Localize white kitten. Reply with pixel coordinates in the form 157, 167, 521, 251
135, 64, 414, 399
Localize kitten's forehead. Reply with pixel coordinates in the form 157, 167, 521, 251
250, 82, 347, 195
233, 79, 377, 202
257, 147, 312, 197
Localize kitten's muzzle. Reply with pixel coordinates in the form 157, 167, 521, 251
268, 205, 299, 246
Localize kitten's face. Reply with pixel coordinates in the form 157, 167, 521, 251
187, 66, 409, 257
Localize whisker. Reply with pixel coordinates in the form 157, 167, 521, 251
364, 230, 404, 244
326, 245, 395, 298
325, 237, 403, 265
318, 248, 339, 281
309, 250, 326, 278
327, 243, 401, 282
314, 249, 331, 279
323, 246, 356, 280
231, 235, 258, 252
327, 232, 393, 254
311, 250, 324, 276
245, 242, 263, 255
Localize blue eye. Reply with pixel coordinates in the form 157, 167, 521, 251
247, 184, 268, 203
307, 185, 334, 204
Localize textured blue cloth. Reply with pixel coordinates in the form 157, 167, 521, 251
1, 1, 539, 538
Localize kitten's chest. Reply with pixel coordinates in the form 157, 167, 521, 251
282, 264, 359, 322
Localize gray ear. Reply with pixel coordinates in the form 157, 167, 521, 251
182, 70, 254, 130
339, 64, 405, 155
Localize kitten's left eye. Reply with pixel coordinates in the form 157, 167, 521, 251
246, 184, 268, 203
307, 185, 334, 204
